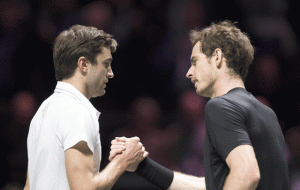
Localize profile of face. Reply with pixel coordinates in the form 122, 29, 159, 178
186, 41, 217, 98
86, 47, 114, 98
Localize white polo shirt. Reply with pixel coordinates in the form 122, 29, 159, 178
27, 81, 101, 189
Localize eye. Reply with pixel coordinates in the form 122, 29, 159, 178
191, 60, 197, 66
104, 62, 110, 68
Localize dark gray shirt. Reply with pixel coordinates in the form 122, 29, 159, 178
204, 88, 289, 190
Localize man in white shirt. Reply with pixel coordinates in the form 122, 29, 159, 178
24, 25, 147, 190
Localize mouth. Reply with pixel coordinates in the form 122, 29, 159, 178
191, 79, 198, 84
103, 81, 109, 88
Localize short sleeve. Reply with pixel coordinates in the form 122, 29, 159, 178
205, 97, 252, 160
57, 105, 98, 153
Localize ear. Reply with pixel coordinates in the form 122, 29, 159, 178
77, 56, 89, 74
214, 48, 223, 69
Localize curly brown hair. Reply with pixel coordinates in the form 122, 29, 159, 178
190, 20, 254, 81
53, 24, 117, 81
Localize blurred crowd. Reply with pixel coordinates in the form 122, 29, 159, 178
0, 0, 300, 189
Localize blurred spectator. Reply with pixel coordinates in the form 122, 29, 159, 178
111, 96, 181, 170
0, 0, 32, 92
255, 95, 272, 108
234, 0, 299, 57
0, 0, 32, 34
167, 0, 206, 33
253, 54, 282, 95
5, 91, 38, 184
173, 90, 207, 176
80, 1, 112, 32
10, 91, 38, 127
37, 0, 79, 35
109, 0, 134, 45
168, 0, 207, 93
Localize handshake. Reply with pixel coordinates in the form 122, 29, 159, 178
109, 136, 149, 172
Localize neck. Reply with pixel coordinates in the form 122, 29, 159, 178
62, 76, 91, 100
210, 76, 245, 99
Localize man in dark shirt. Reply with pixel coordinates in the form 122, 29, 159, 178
186, 20, 289, 189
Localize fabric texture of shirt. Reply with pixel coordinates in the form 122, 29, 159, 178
204, 87, 289, 190
27, 81, 101, 190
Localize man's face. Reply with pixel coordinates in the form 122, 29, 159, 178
186, 41, 217, 98
86, 47, 114, 98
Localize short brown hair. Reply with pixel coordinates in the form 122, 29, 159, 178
53, 24, 117, 81
190, 20, 254, 81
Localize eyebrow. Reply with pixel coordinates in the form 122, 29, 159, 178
105, 58, 113, 63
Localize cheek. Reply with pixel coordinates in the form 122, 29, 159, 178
196, 66, 214, 83
195, 67, 206, 80
97, 69, 106, 81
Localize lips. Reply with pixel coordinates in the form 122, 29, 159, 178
191, 78, 198, 84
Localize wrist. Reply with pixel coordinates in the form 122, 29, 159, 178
135, 157, 174, 190
110, 154, 128, 172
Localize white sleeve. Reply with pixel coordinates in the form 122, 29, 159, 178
57, 106, 98, 153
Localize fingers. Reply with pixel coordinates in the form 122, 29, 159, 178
114, 136, 141, 144
110, 138, 127, 161
110, 140, 126, 152
109, 149, 123, 161
111, 144, 126, 151
115, 136, 127, 142
131, 136, 140, 141
111, 140, 126, 147
124, 137, 143, 150
110, 136, 147, 163
143, 151, 149, 158
139, 146, 149, 158
137, 142, 143, 149
135, 146, 148, 159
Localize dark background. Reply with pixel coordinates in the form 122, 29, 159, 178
1, 0, 300, 189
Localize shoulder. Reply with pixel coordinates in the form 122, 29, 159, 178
61, 101, 93, 119
205, 96, 247, 121
205, 97, 236, 115
205, 97, 228, 111
52, 92, 89, 113
51, 96, 94, 126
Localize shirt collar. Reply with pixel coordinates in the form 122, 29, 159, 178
54, 81, 101, 118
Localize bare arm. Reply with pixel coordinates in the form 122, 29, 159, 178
24, 169, 30, 190
110, 137, 205, 190
223, 145, 260, 190
65, 137, 146, 190
168, 172, 205, 190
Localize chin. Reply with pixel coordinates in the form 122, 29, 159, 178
92, 90, 106, 98
196, 88, 210, 98
98, 91, 106, 97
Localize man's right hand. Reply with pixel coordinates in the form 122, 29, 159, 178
109, 137, 149, 172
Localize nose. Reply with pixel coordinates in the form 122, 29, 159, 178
107, 67, 114, 79
186, 66, 193, 78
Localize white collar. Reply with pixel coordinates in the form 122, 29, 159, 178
54, 81, 101, 118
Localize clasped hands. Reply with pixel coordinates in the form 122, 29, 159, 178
109, 137, 149, 172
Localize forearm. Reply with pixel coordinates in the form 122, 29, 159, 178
222, 172, 259, 190
168, 172, 205, 190
91, 157, 127, 190
24, 169, 30, 190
